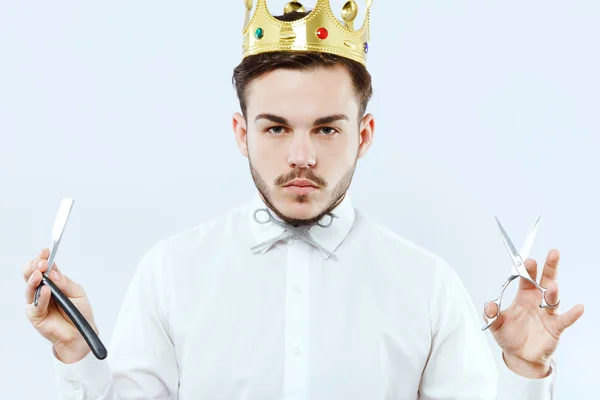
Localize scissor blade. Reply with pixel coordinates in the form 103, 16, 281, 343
519, 214, 541, 260
495, 217, 533, 280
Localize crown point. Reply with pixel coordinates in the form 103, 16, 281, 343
342, 1, 358, 23
316, 27, 329, 40
284, 1, 305, 14
255, 28, 264, 39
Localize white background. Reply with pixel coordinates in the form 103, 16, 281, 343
1, 0, 598, 398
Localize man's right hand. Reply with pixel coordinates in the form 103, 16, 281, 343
23, 248, 99, 364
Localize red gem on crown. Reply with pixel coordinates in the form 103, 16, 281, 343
316, 27, 328, 40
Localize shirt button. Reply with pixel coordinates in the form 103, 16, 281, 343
72, 382, 81, 390
293, 285, 302, 293
293, 346, 301, 355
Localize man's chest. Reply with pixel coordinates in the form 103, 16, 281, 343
168, 244, 433, 399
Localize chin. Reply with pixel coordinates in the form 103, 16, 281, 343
276, 192, 322, 219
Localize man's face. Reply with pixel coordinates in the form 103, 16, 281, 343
233, 65, 374, 226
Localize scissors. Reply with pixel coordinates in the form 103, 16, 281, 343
251, 208, 338, 259
481, 215, 560, 331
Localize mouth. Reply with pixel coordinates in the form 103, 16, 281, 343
283, 179, 319, 195
284, 179, 318, 188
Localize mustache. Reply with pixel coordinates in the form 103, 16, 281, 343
274, 169, 327, 187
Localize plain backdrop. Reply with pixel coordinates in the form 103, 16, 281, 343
1, 0, 598, 398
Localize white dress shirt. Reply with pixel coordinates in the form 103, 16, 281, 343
52, 193, 556, 399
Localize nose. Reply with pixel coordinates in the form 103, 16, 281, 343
287, 132, 316, 169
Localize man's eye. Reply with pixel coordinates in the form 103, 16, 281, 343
267, 126, 286, 135
319, 127, 339, 135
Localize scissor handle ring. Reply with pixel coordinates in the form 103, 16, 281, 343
483, 300, 500, 319
253, 208, 274, 225
541, 300, 560, 309
481, 298, 501, 331
316, 213, 338, 228
481, 318, 496, 331
538, 287, 560, 309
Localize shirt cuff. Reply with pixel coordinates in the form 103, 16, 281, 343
52, 347, 112, 399
498, 355, 557, 399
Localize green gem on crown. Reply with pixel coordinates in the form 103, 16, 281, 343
255, 28, 264, 39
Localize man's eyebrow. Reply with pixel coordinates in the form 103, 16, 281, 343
253, 113, 350, 126
313, 114, 349, 125
254, 113, 289, 125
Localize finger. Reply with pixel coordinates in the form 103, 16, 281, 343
556, 304, 585, 334
544, 281, 560, 313
25, 269, 44, 304
48, 268, 86, 299
484, 302, 499, 319
519, 258, 538, 290
26, 285, 52, 323
22, 249, 50, 282
39, 248, 50, 260
540, 249, 560, 289
23, 259, 56, 286
483, 305, 505, 333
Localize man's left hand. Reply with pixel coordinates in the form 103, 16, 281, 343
484, 249, 585, 378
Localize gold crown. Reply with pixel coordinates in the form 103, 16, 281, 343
242, 0, 373, 66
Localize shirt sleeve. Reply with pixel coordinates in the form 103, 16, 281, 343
418, 258, 556, 400
496, 355, 556, 399
52, 239, 179, 400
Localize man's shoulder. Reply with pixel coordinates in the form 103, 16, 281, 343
149, 199, 252, 257
353, 209, 457, 275
354, 210, 465, 294
355, 210, 441, 260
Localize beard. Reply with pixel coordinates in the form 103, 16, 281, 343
249, 158, 357, 227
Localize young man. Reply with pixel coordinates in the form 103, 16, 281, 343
23, 1, 584, 398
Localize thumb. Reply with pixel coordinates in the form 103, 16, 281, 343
483, 302, 504, 332
48, 268, 86, 299
484, 302, 499, 319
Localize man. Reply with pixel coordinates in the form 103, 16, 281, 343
23, 1, 584, 399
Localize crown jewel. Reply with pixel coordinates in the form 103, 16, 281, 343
242, 0, 373, 66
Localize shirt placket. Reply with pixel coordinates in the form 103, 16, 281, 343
283, 236, 312, 400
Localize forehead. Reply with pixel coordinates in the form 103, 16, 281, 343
246, 65, 358, 122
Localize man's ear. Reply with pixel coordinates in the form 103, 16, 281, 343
233, 112, 248, 157
358, 113, 375, 159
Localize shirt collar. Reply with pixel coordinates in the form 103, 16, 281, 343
248, 191, 356, 259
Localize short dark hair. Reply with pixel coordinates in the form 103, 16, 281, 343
232, 11, 373, 120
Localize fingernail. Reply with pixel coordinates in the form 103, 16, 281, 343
37, 260, 44, 269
